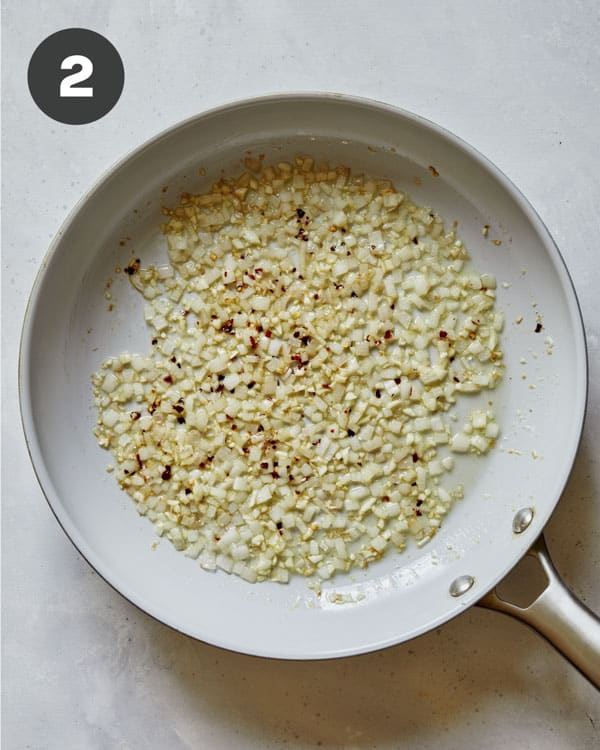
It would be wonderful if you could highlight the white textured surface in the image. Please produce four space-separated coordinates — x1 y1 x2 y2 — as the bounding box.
2 1 599 748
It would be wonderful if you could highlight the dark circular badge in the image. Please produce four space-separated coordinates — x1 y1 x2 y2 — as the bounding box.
28 28 124 125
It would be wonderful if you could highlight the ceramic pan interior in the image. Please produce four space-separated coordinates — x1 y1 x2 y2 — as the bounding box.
20 94 587 658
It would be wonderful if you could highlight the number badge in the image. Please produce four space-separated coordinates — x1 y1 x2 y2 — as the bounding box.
28 28 124 125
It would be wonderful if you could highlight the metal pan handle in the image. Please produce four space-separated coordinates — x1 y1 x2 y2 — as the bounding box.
478 534 600 690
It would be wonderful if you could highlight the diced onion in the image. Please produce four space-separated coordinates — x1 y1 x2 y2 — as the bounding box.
93 157 504 585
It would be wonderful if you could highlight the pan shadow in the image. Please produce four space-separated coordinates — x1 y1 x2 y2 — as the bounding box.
134 437 598 748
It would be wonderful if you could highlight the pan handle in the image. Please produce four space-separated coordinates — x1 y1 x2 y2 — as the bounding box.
478 534 600 689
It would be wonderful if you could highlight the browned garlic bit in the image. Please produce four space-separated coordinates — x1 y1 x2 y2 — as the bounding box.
92 157 503 583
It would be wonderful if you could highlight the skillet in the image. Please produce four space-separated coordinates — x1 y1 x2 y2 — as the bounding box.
19 93 599 685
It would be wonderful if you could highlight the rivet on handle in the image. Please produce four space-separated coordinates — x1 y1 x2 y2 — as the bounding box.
512 507 535 534
449 575 475 597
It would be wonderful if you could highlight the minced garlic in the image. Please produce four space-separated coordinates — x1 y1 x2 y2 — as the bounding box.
92 157 503 583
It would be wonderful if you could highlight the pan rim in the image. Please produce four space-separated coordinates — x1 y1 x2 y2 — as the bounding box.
18 91 589 659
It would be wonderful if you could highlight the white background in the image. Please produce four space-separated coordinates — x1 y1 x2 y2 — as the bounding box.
2 1 599 748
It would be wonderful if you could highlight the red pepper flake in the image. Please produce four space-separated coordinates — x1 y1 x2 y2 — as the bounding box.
301 335 311 346
185 488 192 495
412 453 419 463
271 471 280 479
347 429 356 437
177 416 185 424
130 411 141 420
382 495 390 502
163 375 173 384
416 509 423 516
124 258 141 275
412 237 418 245
384 330 393 340
265 329 272 338
375 389 381 398
313 294 319 300
257 425 264 432
322 383 331 389
136 453 143 470
247 381 256 389
439 330 448 339
428 165 440 177
161 465 172 480
394 378 401 384
172 403 184 413
221 318 235 334
249 335 258 349
260 462 269 469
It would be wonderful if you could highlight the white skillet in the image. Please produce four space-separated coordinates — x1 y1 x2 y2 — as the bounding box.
19 94 600 686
